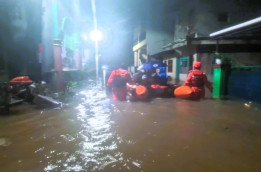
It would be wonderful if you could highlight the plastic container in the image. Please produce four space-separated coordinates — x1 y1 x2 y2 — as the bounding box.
10 76 33 85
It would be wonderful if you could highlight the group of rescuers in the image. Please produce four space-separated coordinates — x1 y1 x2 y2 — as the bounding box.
107 61 213 101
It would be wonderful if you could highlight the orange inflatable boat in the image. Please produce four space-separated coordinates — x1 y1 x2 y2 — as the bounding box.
174 85 192 99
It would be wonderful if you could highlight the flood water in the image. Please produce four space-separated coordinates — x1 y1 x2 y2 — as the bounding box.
0 85 261 172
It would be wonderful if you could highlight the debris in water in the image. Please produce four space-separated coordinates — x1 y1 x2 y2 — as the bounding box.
44 164 58 171
244 101 252 108
50 150 56 154
0 138 11 147
132 161 141 168
35 147 45 153
33 95 62 108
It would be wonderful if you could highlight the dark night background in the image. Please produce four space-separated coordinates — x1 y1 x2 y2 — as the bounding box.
0 0 261 78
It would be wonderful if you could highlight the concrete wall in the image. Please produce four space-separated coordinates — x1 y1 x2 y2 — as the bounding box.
133 1 175 57
196 53 213 82
146 8 175 55
42 0 54 73
147 29 173 55
0 0 42 80
179 74 187 82
233 53 261 66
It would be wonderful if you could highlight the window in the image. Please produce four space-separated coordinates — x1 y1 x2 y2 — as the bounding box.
168 60 173 72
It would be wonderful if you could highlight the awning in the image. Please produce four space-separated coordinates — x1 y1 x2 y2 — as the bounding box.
189 37 261 53
152 40 196 59
150 49 177 59
210 16 261 38
154 16 261 57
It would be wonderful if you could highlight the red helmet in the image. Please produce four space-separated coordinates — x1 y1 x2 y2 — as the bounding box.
193 61 201 68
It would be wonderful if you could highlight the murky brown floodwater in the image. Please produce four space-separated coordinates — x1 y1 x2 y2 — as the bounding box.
0 85 261 172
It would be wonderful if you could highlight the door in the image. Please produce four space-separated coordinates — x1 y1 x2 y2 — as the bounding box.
178 56 190 81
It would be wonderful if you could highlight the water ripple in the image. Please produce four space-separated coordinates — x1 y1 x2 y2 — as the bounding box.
44 85 127 171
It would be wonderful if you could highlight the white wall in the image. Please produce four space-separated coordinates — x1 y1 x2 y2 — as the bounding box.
147 29 173 56
179 74 188 82
164 57 176 81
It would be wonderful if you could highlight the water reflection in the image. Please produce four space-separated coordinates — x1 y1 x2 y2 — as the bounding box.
41 86 118 171
0 85 261 172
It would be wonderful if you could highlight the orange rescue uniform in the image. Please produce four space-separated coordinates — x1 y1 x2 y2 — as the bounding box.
184 69 213 100
107 68 132 101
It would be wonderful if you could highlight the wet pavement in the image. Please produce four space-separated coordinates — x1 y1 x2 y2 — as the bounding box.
0 84 261 172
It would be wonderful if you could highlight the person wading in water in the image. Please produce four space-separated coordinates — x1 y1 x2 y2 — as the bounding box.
107 64 132 101
184 61 213 100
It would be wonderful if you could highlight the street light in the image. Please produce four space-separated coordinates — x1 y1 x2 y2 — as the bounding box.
90 30 102 83
90 30 102 41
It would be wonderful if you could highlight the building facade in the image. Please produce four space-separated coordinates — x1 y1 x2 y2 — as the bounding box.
133 0 261 81
41 0 95 91
132 1 175 69
0 0 42 82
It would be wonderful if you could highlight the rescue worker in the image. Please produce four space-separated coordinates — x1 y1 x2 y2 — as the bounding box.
107 64 132 101
184 61 213 100
151 67 168 85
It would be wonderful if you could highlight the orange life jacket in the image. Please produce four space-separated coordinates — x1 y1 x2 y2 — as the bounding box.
191 70 204 87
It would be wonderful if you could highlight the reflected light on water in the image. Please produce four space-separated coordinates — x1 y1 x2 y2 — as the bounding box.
72 87 120 171
1 84 261 172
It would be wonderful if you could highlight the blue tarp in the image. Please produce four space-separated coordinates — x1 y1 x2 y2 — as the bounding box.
137 61 167 71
